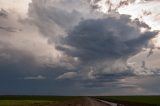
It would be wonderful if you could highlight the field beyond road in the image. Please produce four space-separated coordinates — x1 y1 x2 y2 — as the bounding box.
95 96 160 106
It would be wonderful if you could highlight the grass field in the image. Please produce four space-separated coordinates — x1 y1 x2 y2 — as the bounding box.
96 96 160 105
0 96 81 106
0 100 56 106
1 96 160 106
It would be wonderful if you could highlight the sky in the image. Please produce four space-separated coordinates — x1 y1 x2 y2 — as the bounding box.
0 0 160 95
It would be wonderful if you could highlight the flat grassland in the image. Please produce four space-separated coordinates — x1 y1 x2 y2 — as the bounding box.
96 96 160 105
0 96 81 106
1 96 160 106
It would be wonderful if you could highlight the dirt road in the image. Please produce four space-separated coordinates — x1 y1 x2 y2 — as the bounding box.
28 97 112 106
84 97 111 106
54 97 111 106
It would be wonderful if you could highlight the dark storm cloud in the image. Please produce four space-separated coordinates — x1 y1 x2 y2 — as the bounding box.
58 15 157 63
56 14 158 88
0 3 83 95
0 46 81 95
82 70 135 88
0 47 37 75
96 70 134 82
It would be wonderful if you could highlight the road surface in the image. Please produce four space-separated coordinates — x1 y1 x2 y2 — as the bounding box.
84 97 111 106
55 97 112 106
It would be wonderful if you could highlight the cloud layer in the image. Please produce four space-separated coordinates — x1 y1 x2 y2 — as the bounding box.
0 0 159 95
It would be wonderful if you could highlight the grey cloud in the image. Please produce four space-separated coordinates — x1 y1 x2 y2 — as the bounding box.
142 10 152 16
0 9 20 33
59 15 157 63
28 0 104 44
0 9 8 18
147 48 154 57
0 0 159 95
28 0 91 44
90 0 132 13
89 0 158 14
56 14 158 87
0 26 18 32
0 7 64 66
28 1 66 43
133 18 151 29
81 68 135 88
118 76 160 95
141 61 147 70
29 1 81 29
0 47 38 75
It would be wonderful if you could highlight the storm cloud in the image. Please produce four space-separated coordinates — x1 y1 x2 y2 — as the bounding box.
0 0 160 95
57 15 157 81
60 16 156 61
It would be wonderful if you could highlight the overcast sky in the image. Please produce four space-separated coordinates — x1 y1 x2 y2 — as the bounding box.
0 0 160 95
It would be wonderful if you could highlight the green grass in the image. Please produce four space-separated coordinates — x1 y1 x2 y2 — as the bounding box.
96 96 160 105
0 100 56 106
0 96 78 101
0 96 81 106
